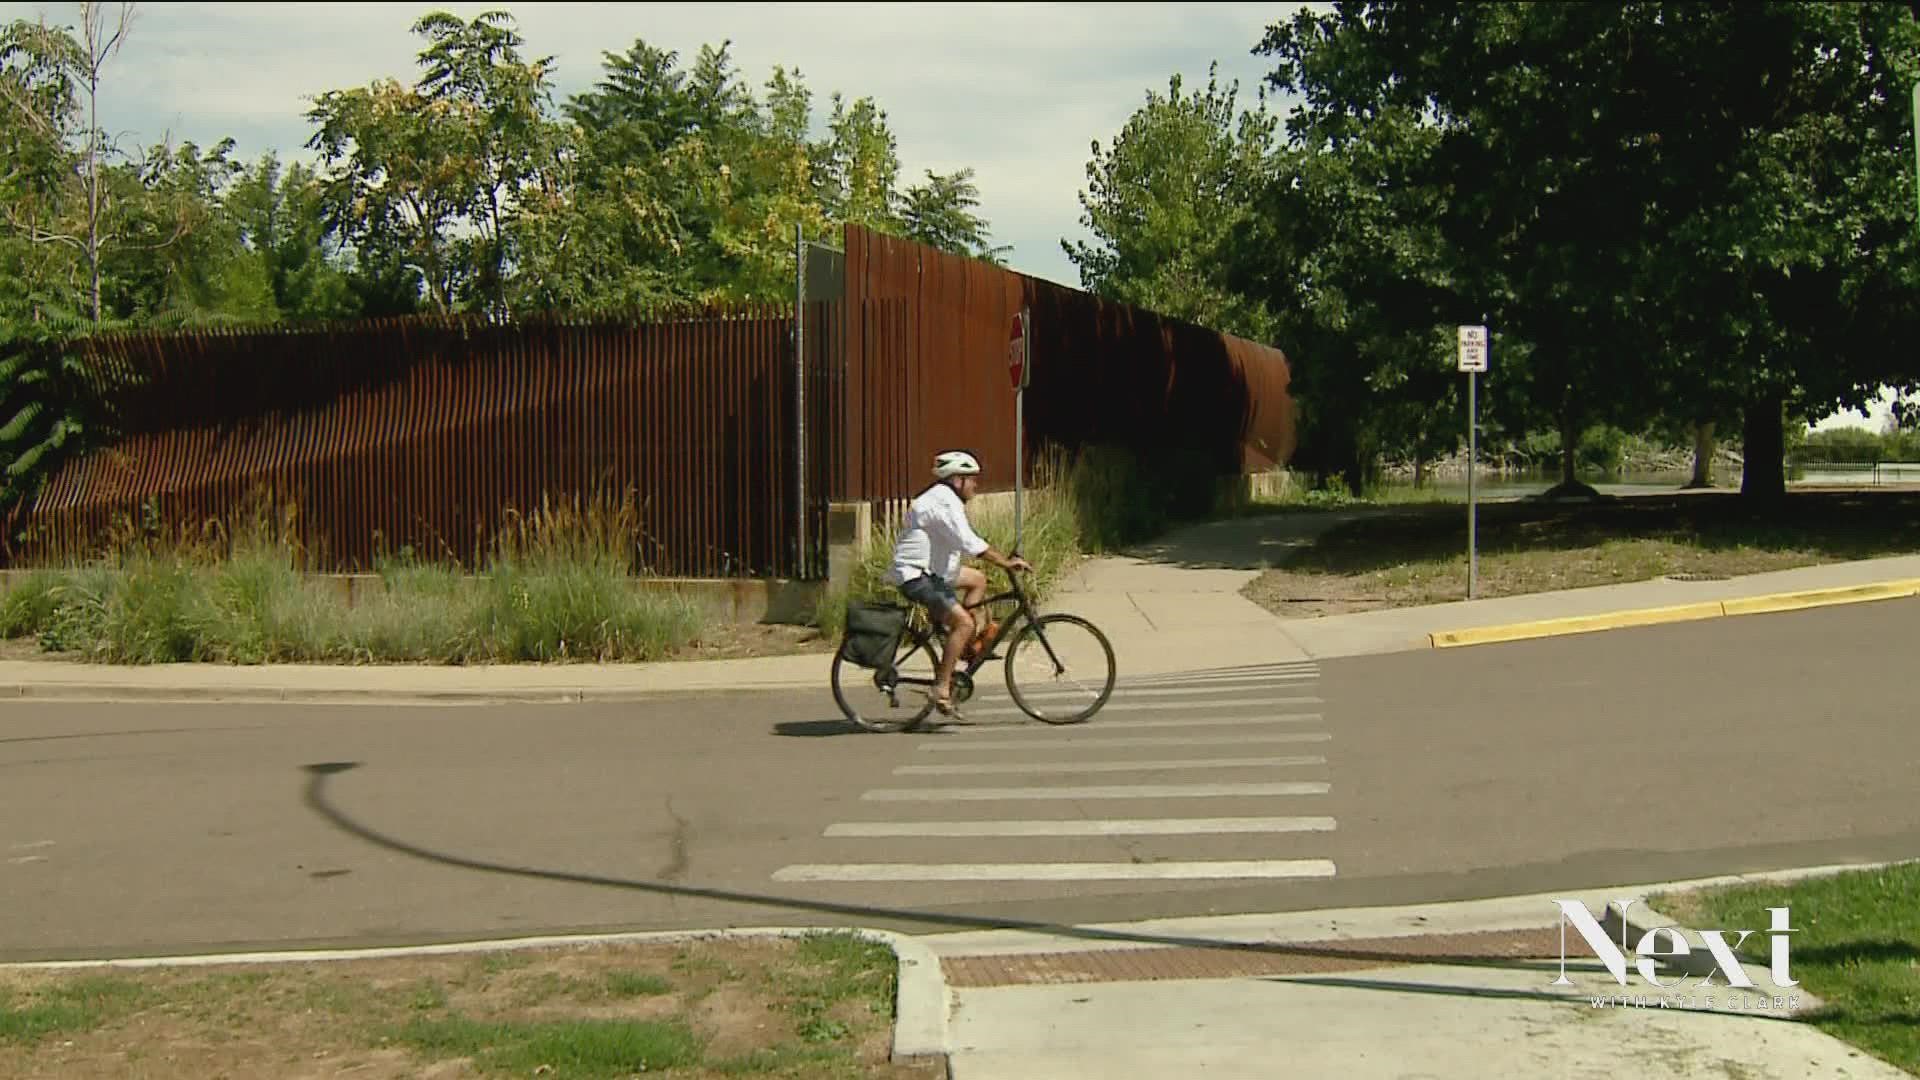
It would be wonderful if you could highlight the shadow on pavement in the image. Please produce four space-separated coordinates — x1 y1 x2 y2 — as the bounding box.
1115 508 1390 572
772 719 866 738
300 761 1597 976
1259 974 1810 1023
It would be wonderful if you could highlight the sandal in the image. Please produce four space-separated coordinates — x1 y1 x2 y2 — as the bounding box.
925 689 966 722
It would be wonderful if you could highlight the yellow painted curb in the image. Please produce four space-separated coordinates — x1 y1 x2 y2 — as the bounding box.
1719 579 1920 616
1429 602 1724 648
1429 578 1920 649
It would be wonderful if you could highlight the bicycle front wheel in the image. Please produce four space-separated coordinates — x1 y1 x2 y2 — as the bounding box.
1002 614 1116 724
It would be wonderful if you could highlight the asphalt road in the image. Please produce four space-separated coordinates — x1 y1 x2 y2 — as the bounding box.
3 599 1917 962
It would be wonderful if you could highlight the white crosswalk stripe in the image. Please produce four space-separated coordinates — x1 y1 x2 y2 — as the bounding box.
1009 684 1319 700
893 755 1326 776
824 817 1336 837
931 713 1321 732
952 697 1317 719
776 662 1342 885
771 860 1336 882
916 732 1332 751
860 782 1329 802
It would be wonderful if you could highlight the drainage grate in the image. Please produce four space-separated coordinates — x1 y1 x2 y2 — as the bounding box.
1665 572 1731 582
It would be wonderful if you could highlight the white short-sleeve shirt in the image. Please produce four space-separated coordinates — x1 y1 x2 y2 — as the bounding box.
886 483 990 586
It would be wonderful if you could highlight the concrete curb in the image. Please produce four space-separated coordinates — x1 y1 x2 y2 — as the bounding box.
0 925 952 1070
1429 578 1920 649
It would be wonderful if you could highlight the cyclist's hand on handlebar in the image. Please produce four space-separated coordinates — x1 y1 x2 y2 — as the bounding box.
1005 555 1033 574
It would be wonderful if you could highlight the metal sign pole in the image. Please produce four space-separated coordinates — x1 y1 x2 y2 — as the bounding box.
1015 307 1027 555
1457 323 1488 599
794 223 807 576
1468 368 1477 600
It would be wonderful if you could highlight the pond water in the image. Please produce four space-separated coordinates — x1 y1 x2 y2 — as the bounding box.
1373 463 1920 500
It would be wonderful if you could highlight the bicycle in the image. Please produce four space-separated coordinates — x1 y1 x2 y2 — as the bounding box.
830 563 1117 733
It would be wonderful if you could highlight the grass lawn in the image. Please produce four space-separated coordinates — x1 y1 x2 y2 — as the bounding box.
1241 490 1920 616
0 933 937 1079
1650 862 1920 1077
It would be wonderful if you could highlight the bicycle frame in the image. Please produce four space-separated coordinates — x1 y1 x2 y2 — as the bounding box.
877 566 1067 702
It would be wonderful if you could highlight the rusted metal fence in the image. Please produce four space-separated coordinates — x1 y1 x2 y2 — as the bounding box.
22 307 825 577
15 224 1294 580
834 224 1295 508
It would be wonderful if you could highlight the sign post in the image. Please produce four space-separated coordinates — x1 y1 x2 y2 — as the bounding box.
794 223 807 575
1457 324 1489 599
1912 83 1919 227
1008 308 1030 554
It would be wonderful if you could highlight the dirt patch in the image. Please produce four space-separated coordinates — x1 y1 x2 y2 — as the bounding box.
1238 572 1403 618
673 621 837 662
0 637 60 661
0 935 941 1079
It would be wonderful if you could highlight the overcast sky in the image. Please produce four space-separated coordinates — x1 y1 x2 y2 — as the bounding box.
0 1 1313 288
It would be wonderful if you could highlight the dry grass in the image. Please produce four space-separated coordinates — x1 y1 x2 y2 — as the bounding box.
0 934 939 1079
1241 491 1920 616
0 489 721 665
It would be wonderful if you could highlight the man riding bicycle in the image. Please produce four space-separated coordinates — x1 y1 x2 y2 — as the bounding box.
885 450 1031 717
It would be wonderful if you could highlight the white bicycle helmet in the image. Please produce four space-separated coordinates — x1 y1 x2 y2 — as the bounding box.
932 450 982 479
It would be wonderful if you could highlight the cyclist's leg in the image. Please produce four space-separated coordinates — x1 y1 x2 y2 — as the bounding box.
953 563 998 659
902 574 970 709
954 564 987 611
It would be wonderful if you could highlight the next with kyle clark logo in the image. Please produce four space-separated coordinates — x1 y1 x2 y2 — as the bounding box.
1551 898 1803 1011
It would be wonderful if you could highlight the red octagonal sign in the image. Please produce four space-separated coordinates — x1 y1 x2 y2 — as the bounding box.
1007 312 1027 390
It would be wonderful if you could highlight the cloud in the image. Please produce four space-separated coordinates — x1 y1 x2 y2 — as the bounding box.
0 1 1313 285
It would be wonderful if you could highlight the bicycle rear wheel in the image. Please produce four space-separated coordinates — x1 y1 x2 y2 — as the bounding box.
831 631 939 733
1002 613 1116 724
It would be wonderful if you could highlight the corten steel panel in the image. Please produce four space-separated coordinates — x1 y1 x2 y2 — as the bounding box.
19 308 818 578
831 223 1295 511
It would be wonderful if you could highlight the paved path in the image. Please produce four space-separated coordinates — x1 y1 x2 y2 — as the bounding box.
6 600 1919 967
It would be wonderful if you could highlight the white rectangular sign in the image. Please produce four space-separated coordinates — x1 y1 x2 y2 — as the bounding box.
1457 325 1488 372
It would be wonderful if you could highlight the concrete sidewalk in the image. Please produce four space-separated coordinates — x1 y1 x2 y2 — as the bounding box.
1044 540 1920 666
3 528 1919 702
918 864 1912 1079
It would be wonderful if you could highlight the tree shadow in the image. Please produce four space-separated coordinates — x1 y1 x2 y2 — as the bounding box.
1116 507 1399 572
295 761 1593 975
1275 491 1920 578
1794 939 1920 967
1252 973 1811 1023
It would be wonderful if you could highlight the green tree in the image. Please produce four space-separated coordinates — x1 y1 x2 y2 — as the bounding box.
223 153 360 322
0 2 145 327
901 167 1008 263
305 9 563 316
1253 1 1920 498
817 93 902 232
1064 66 1278 340
1641 2 1920 497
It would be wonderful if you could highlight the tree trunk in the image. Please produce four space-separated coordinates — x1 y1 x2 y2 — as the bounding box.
1686 421 1716 489
1560 414 1578 488
1740 393 1786 499
1413 455 1427 490
86 51 101 326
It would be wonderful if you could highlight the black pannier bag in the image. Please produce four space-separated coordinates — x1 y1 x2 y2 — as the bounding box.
843 601 909 669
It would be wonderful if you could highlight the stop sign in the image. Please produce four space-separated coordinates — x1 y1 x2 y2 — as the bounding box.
1007 312 1027 390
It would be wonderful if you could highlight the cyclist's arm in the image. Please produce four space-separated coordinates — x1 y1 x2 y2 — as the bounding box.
946 505 1029 573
